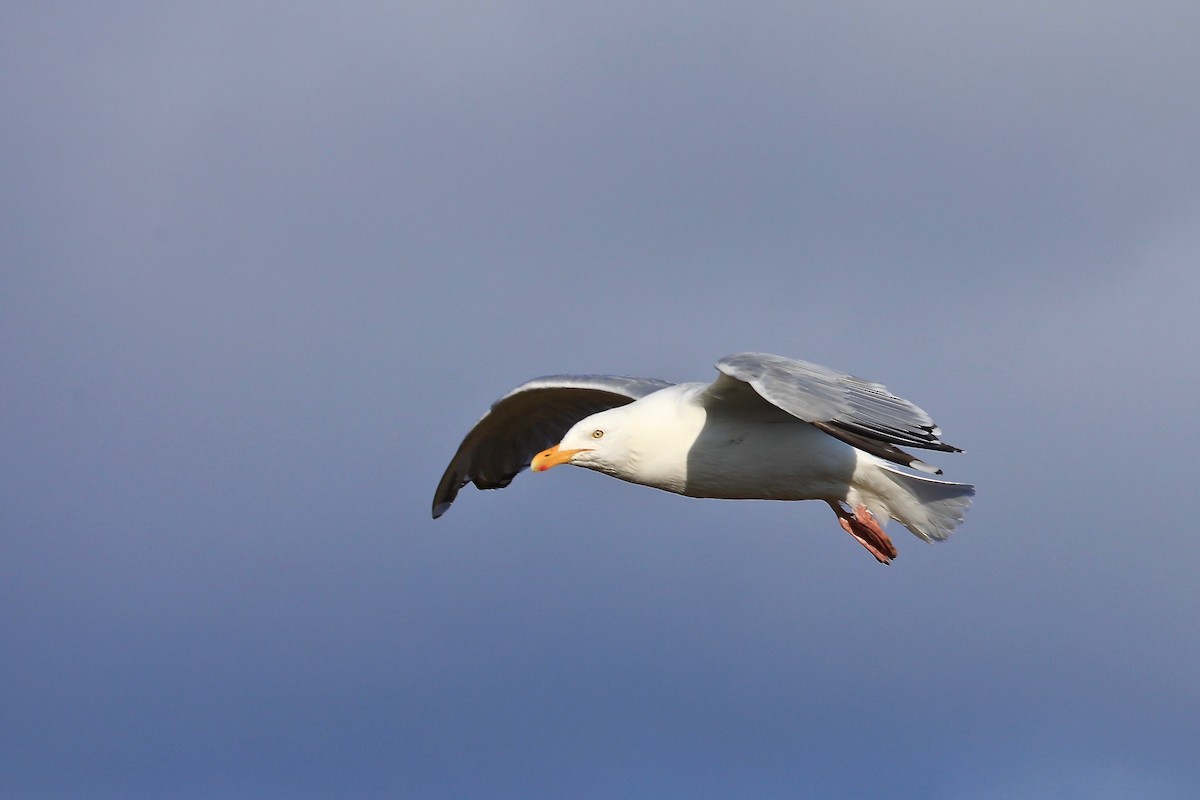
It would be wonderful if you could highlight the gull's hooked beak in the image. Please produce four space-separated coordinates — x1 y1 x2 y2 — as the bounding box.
531 444 591 472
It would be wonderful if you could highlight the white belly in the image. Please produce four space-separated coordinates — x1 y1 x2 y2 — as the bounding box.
678 418 859 502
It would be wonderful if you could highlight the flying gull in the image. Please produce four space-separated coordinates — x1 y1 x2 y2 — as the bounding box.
433 352 974 563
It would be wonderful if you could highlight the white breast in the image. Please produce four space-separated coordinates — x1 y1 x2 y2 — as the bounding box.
606 385 860 502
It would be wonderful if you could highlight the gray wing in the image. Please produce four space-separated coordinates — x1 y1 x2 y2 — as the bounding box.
432 375 673 518
703 352 961 474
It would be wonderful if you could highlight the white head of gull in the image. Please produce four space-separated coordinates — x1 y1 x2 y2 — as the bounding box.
434 352 974 564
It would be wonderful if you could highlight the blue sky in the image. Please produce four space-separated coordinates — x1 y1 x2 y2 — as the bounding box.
3 2 1199 797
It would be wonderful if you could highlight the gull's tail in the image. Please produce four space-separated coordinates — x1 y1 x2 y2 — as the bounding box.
866 461 975 543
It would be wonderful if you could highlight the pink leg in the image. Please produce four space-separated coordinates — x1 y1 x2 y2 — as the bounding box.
828 502 897 565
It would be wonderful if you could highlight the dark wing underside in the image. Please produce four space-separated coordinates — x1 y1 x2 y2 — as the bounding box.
703 353 962 474
432 375 673 517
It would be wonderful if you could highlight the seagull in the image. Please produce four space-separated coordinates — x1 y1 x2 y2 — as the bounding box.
433 353 974 563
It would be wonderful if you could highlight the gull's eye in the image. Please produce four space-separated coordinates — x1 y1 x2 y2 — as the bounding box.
591 429 604 439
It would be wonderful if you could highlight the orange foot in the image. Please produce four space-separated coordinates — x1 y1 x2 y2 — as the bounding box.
828 502 897 565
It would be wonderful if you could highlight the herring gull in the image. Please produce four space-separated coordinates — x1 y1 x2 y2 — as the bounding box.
433 353 974 563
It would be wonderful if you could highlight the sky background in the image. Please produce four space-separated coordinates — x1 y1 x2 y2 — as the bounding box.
3 2 1199 797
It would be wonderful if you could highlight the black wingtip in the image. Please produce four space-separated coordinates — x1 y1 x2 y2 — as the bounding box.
432 501 452 519
910 458 944 475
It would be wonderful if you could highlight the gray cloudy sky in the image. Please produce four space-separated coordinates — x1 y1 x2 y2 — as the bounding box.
3 2 1199 797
